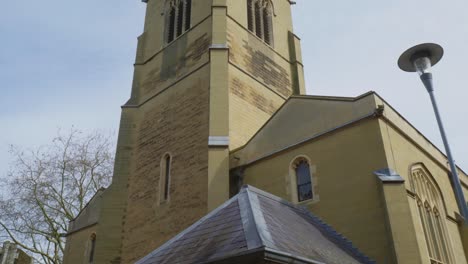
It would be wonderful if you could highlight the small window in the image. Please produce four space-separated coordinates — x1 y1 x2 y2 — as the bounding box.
293 159 313 202
247 0 274 45
165 0 192 44
160 154 172 203
89 234 96 263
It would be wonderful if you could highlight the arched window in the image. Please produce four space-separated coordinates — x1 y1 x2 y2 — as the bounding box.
247 0 274 45
89 233 96 263
165 0 192 44
292 158 313 202
160 154 172 203
411 165 453 264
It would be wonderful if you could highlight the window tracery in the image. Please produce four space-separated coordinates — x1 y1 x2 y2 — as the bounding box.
411 165 453 264
165 0 192 43
247 0 274 45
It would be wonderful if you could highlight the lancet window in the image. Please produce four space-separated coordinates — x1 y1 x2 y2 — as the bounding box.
165 0 192 43
160 154 172 203
292 158 313 202
88 233 96 263
247 0 274 45
411 165 453 264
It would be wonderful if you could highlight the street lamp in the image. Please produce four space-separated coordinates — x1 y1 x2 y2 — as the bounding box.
398 43 468 224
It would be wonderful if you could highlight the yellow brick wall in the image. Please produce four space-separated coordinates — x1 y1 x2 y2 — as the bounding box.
227 0 294 59
226 0 302 149
241 119 395 262
121 66 211 263
139 0 212 63
238 110 468 263
377 117 468 263
228 65 285 149
94 3 215 263
136 19 212 103
227 18 293 99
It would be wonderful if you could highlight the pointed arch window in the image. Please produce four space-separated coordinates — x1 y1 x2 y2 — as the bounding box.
292 158 313 202
247 0 274 46
411 165 453 264
165 0 192 44
160 154 172 203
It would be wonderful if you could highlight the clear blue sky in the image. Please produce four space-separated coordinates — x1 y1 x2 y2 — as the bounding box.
1 0 467 179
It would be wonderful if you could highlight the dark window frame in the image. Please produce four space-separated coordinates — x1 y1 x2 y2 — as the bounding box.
164 155 171 201
165 0 192 44
295 160 313 202
247 0 274 46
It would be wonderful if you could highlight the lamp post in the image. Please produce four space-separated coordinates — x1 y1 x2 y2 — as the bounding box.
398 43 468 224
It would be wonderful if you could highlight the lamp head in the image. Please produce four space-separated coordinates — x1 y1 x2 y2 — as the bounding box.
398 43 444 75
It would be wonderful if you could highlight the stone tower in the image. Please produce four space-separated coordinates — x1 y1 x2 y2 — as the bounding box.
91 0 305 263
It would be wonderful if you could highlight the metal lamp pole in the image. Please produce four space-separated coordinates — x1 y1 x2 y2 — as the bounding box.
398 43 468 224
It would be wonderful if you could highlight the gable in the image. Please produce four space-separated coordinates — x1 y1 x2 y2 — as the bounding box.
232 93 378 165
67 188 105 234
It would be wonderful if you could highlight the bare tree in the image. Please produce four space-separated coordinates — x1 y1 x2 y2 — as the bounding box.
0 129 114 264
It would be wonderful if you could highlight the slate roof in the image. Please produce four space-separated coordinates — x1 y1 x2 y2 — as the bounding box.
136 185 375 264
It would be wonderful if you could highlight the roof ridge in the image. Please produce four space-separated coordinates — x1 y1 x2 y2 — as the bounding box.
238 188 263 250
244 188 275 248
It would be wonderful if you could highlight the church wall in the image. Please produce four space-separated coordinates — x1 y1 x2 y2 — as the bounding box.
226 1 300 149
462 226 468 261
241 118 395 263
377 117 468 263
63 190 103 264
375 96 468 193
64 1 306 263
120 65 211 263
135 18 212 104
378 119 461 219
63 225 97 264
226 0 294 60
93 107 139 264
446 221 467 263
227 18 293 99
228 65 285 150
232 95 377 165
115 5 215 261
138 0 212 64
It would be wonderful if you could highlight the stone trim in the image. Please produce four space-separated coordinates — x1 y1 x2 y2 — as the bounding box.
208 136 229 147
374 168 405 183
287 155 319 205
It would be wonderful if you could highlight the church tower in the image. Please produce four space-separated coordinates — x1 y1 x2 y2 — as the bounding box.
91 0 305 263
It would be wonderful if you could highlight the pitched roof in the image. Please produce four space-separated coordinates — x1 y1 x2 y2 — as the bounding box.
136 185 374 264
